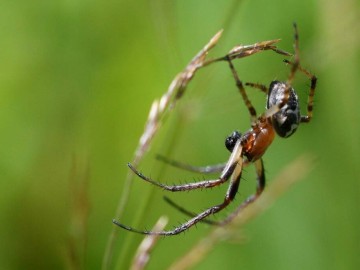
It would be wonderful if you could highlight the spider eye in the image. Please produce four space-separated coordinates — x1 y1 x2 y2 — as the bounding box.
225 131 242 152
267 81 301 138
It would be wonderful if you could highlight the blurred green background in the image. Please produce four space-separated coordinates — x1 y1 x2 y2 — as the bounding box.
1 0 359 269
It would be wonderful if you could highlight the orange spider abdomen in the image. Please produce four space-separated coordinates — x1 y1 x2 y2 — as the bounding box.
242 120 276 162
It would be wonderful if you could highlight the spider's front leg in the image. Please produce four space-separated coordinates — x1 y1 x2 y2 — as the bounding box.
127 158 234 192
127 132 245 192
226 57 258 123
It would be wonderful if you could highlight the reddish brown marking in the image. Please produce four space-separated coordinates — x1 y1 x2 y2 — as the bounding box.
242 118 275 162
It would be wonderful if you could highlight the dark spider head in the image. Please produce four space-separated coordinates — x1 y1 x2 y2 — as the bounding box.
267 80 301 138
225 131 242 152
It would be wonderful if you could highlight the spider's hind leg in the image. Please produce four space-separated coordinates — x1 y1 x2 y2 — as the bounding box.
163 196 220 226
218 158 265 226
284 23 317 123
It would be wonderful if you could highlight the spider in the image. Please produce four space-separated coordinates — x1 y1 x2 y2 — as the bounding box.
113 23 317 235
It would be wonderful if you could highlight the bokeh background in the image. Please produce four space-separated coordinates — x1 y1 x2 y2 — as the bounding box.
1 0 359 269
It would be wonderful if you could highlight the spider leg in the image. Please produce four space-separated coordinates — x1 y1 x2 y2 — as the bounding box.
128 139 245 192
300 75 317 123
261 24 303 120
128 134 249 192
155 157 265 230
269 23 299 116
113 190 236 235
218 158 265 226
128 162 232 191
284 23 317 123
156 154 226 174
113 140 244 235
269 47 293 57
286 23 300 85
254 158 266 195
283 59 317 123
163 196 220 225
160 158 251 224
226 58 258 123
270 23 299 117
157 155 251 224
245 82 268 94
